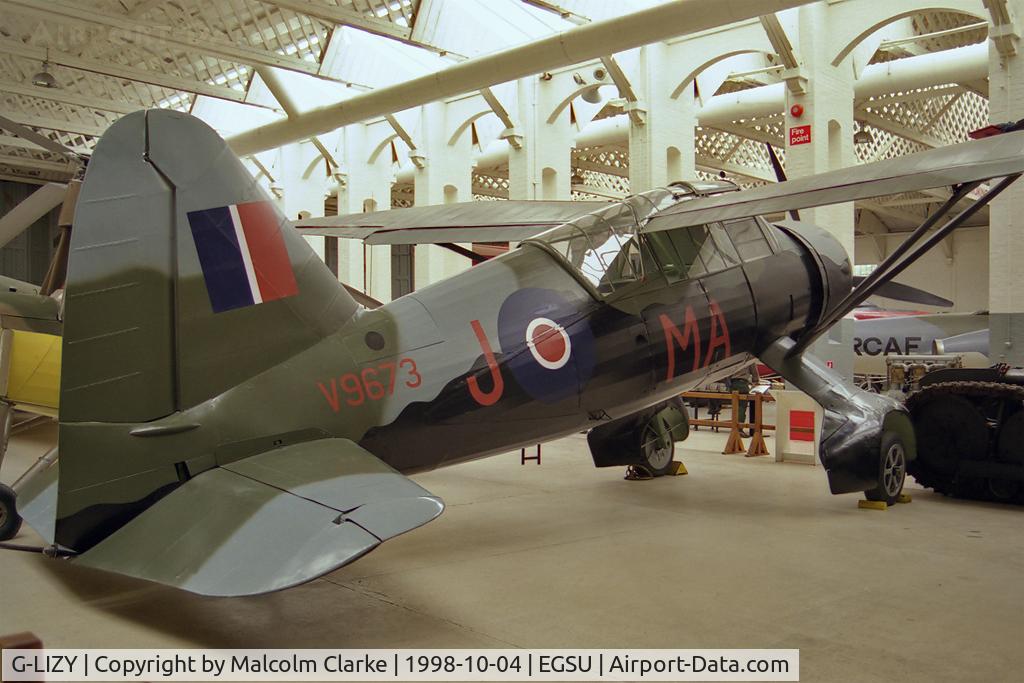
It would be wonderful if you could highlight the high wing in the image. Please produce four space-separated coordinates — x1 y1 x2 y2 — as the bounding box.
643 129 1024 232
74 438 443 596
296 200 609 245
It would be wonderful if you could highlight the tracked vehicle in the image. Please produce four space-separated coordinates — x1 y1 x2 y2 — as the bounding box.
906 365 1024 503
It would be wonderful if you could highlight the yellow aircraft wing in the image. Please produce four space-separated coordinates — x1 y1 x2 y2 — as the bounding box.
2 329 61 415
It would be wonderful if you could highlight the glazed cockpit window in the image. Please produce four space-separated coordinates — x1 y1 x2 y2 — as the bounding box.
690 225 726 272
528 200 643 294
647 228 707 283
725 217 773 260
708 222 742 267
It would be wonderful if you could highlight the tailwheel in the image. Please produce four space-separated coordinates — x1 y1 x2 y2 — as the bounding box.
0 483 22 541
864 433 907 506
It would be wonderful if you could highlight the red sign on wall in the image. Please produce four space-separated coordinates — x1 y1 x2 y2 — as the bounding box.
789 125 812 146
789 410 816 442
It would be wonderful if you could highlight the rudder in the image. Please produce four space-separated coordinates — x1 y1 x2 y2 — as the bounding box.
62 109 358 422
56 110 359 550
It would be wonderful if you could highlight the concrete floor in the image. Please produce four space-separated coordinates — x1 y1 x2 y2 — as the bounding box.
1 420 1022 682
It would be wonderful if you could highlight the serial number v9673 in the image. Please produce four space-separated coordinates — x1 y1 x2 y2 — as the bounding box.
317 358 422 411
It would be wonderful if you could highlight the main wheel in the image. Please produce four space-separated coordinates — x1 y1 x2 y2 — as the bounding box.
638 421 675 477
0 483 22 541
864 433 907 506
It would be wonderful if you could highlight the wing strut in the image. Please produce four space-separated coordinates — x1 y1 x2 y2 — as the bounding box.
788 172 1021 358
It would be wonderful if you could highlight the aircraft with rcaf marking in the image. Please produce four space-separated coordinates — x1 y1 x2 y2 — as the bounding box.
1 110 1022 597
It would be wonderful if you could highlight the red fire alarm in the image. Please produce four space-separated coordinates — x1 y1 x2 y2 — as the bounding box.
790 103 804 118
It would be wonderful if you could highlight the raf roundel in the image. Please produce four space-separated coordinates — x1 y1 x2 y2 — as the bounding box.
526 318 571 370
497 288 596 404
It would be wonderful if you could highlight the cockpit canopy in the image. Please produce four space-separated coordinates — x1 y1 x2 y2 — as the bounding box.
525 182 777 297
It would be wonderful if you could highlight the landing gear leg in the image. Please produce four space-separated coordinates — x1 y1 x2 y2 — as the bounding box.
0 400 11 473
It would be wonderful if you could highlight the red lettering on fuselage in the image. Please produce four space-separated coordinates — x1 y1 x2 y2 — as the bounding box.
318 379 341 412
661 299 733 381
660 308 701 381
316 359 422 413
467 319 504 406
705 299 732 366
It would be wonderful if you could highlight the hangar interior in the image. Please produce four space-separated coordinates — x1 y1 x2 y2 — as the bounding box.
1 0 1019 323
0 1 1022 681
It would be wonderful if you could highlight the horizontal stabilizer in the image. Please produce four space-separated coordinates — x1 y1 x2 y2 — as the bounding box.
221 439 443 543
16 458 58 545
74 439 443 596
645 130 1024 232
296 200 608 245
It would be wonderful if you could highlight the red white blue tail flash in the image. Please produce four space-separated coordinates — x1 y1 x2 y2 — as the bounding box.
187 201 299 313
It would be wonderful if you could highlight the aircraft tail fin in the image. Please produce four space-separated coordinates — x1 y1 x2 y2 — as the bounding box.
61 109 358 424
56 110 358 550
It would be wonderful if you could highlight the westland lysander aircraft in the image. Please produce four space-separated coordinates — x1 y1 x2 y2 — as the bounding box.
1 109 1022 597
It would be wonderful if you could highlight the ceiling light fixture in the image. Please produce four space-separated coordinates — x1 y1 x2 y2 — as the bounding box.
31 49 58 89
581 85 603 104
854 127 874 145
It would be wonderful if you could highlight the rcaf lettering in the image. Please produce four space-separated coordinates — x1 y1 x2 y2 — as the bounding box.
661 299 732 381
853 335 923 356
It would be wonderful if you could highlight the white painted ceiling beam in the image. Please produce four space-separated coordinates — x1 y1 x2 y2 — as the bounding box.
520 1 590 25
228 0 817 155
0 110 108 137
256 0 456 57
984 0 1019 56
2 0 323 78
0 134 88 155
0 153 75 174
0 80 142 115
0 180 65 247
0 38 250 104
256 0 414 40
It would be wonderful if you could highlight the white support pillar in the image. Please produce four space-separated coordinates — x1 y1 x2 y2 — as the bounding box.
412 101 474 289
988 0 1024 364
629 43 697 192
338 123 394 300
279 141 329 260
783 3 856 382
507 75 573 200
